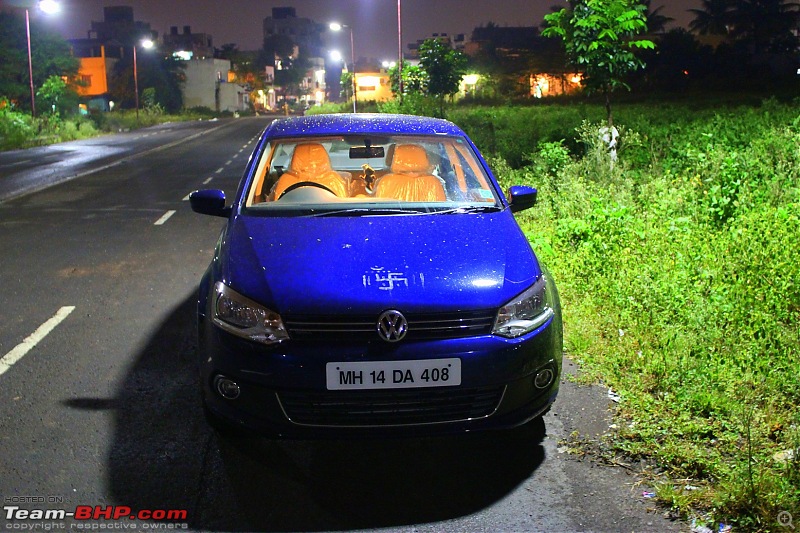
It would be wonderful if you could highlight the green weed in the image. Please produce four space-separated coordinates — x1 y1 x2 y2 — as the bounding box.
453 99 800 530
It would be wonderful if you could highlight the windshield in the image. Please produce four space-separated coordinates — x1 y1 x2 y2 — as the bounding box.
243 134 500 213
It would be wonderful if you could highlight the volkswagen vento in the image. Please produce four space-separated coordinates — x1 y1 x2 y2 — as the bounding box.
190 113 562 437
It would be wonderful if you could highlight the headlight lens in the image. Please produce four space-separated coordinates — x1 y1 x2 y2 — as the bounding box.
212 282 289 345
493 274 555 338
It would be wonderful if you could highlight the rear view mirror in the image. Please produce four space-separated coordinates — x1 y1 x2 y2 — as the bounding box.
190 189 231 218
508 185 538 213
350 146 385 159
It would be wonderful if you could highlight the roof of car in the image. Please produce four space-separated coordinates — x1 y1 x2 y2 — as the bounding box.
262 113 467 138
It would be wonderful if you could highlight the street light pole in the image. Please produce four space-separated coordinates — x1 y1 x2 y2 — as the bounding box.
25 8 35 117
133 38 154 120
397 0 403 102
330 22 357 113
348 26 356 113
25 1 61 117
133 44 140 120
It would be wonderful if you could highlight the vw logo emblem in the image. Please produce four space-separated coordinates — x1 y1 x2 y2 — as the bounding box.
377 310 408 342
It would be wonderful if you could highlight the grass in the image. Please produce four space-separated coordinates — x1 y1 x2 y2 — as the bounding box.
0 103 229 151
449 96 800 531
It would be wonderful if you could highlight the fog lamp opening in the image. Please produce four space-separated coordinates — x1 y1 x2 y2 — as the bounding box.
214 375 241 400
534 368 555 390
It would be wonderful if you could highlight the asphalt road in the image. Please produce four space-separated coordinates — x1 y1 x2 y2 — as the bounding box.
0 117 684 532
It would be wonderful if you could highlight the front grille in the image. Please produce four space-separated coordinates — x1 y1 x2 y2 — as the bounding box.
277 386 504 426
283 309 496 341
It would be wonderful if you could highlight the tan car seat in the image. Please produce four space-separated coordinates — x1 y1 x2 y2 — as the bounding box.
373 144 447 202
272 143 349 199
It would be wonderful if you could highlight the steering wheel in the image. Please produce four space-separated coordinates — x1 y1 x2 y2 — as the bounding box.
278 181 338 200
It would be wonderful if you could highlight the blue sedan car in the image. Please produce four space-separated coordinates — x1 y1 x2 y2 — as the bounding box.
190 114 562 437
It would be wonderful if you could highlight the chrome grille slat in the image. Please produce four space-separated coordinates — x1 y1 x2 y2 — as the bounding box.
278 386 504 426
283 310 497 340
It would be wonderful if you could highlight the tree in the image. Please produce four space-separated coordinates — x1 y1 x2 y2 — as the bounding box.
261 33 309 106
687 0 800 78
638 28 714 91
274 55 308 104
109 51 185 113
543 0 655 127
216 43 239 61
0 12 79 113
339 71 353 101
37 75 79 117
218 45 264 93
417 38 468 117
688 0 735 36
468 22 565 99
643 0 675 33
387 60 428 96
261 34 295 69
728 0 800 53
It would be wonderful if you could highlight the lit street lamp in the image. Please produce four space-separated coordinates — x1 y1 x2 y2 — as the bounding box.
133 38 154 120
25 0 61 117
329 22 356 113
397 0 403 101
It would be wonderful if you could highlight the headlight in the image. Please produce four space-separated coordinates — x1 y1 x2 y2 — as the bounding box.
212 282 289 345
493 274 555 338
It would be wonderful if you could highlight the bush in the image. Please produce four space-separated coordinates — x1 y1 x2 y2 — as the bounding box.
449 104 598 167
0 100 35 150
305 102 351 115
449 98 800 529
378 93 440 118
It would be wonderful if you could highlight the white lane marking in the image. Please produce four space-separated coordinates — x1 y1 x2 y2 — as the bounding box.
0 306 76 378
203 177 213 184
1 159 32 168
182 193 191 201
215 167 224 174
154 210 176 225
225 160 232 166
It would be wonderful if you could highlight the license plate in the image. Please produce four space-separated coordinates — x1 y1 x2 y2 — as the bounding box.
326 358 461 390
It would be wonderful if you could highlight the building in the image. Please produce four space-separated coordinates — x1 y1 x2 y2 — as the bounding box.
467 25 540 59
182 58 249 112
298 57 327 106
67 6 156 110
70 42 123 111
75 50 109 100
163 26 213 60
463 23 581 98
68 5 249 113
407 33 458 59
87 6 156 51
261 7 336 107
529 72 583 98
262 7 324 58
354 70 392 102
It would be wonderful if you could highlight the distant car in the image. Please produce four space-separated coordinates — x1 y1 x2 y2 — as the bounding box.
190 113 562 437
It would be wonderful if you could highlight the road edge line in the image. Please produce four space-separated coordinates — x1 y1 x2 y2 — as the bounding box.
0 306 76 377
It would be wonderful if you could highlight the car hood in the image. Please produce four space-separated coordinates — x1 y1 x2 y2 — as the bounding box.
219 212 541 315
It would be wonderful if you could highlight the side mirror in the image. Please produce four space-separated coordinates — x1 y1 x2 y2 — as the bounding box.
508 185 538 213
190 189 231 218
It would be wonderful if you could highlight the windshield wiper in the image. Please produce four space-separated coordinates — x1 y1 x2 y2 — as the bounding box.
431 205 503 214
307 207 429 217
307 205 502 217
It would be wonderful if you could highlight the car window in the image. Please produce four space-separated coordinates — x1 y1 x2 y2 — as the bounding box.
244 135 500 212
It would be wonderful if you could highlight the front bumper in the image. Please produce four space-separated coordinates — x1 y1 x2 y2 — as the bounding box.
198 313 562 438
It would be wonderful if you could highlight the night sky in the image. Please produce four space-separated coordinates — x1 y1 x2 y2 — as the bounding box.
46 0 700 60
